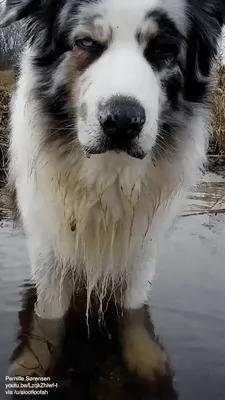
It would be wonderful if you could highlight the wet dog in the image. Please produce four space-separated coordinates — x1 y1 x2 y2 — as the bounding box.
1 0 224 382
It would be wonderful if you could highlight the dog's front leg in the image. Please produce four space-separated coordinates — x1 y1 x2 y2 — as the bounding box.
119 306 166 382
119 258 166 382
10 253 73 377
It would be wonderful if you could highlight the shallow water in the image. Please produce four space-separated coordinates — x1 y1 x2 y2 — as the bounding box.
0 174 225 399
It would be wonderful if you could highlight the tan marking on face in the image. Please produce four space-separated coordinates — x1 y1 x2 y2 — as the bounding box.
67 49 91 107
72 47 91 72
142 26 153 43
92 17 111 44
141 19 158 44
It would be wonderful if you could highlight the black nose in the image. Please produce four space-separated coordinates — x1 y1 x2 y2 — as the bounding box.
98 96 146 141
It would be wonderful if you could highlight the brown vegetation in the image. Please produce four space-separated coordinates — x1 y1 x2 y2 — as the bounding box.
0 74 10 185
210 66 225 156
0 70 12 87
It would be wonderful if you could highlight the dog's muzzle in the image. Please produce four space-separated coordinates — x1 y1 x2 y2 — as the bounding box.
85 95 147 159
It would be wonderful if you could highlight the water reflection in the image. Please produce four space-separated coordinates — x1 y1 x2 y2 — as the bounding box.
10 283 178 400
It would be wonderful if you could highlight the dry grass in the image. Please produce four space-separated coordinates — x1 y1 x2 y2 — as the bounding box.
211 66 225 156
0 70 12 88
0 82 10 184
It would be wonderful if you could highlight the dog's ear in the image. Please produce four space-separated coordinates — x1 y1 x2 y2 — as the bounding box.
183 0 225 102
0 0 42 27
213 0 225 27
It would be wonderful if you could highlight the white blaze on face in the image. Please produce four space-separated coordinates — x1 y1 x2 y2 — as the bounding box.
77 45 159 151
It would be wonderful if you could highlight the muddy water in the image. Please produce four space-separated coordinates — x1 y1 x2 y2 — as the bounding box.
0 174 225 399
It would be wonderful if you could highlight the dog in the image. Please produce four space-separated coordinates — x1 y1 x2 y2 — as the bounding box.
1 0 224 382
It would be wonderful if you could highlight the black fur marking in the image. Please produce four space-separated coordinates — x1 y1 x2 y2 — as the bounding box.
144 9 184 71
183 0 225 103
34 81 75 150
153 0 224 158
85 137 146 160
145 9 182 36
0 0 39 27
25 0 72 67
161 71 183 111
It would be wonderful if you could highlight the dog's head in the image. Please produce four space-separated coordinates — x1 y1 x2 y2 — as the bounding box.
1 0 225 161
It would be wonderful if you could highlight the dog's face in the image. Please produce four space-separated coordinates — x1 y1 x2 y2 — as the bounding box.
72 0 185 159
1 0 225 161
72 1 188 160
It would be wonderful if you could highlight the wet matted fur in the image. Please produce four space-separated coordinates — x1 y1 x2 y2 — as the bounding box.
1 0 225 319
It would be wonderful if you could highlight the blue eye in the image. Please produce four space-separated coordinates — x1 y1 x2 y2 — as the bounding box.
75 37 96 49
75 37 106 56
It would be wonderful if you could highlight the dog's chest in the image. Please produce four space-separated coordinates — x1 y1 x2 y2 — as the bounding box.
55 171 156 269
44 153 174 271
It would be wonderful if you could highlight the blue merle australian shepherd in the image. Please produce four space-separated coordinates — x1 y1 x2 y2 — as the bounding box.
1 0 224 381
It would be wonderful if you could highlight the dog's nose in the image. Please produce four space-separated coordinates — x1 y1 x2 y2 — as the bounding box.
99 96 146 141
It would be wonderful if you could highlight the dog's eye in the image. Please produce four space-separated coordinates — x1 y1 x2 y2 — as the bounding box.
75 37 100 51
153 43 177 59
145 37 179 66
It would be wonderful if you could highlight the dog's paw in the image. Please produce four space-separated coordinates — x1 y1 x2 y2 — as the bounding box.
125 340 166 380
122 328 167 382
